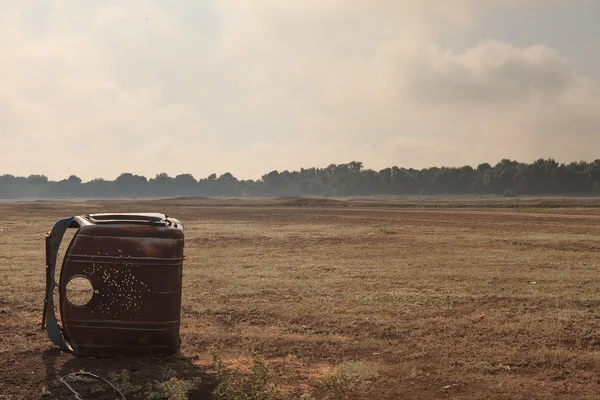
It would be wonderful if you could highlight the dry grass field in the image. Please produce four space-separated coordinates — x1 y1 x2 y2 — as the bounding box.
2 197 600 399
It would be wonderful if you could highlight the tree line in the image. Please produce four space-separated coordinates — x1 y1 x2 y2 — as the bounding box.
2 158 600 199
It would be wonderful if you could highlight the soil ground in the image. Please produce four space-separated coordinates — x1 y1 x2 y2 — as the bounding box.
2 197 600 399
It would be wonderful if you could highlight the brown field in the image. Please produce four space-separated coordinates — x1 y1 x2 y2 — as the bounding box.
2 198 600 399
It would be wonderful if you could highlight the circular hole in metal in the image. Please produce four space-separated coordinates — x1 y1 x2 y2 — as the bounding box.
66 276 94 306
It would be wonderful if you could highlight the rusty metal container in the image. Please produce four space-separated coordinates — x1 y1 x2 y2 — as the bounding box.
42 213 184 357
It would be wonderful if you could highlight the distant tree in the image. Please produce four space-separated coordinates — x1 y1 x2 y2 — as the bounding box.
114 173 148 197
174 174 197 196
262 171 283 195
348 161 363 173
27 174 49 185
379 167 392 184
216 172 240 196
84 178 112 197
67 175 82 185
588 160 600 186
218 172 237 182
152 173 172 184
5 158 600 199
175 174 196 185
149 173 174 196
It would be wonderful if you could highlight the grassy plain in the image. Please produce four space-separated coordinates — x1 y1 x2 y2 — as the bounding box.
1 197 600 399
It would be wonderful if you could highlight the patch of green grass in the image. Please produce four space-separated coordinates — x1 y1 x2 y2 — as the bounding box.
212 351 282 400
107 368 202 400
318 361 379 400
108 369 142 396
147 376 203 400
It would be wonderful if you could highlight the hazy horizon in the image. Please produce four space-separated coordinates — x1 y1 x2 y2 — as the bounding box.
1 157 599 183
1 1 599 181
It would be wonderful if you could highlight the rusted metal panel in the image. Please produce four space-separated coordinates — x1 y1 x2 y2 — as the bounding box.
43 213 184 357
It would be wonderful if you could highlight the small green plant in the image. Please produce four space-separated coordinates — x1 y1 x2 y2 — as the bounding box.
146 376 201 400
147 376 202 400
158 366 179 381
108 369 142 396
318 361 379 400
212 351 282 400
319 372 352 400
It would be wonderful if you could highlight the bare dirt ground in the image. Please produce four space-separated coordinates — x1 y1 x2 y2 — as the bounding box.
2 197 600 399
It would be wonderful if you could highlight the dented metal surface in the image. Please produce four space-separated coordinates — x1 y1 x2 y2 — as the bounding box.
42 213 184 357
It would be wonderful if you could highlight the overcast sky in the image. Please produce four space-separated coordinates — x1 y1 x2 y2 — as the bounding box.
1 1 599 181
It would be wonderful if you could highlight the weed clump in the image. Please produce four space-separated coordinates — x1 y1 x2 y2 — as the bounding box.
212 352 282 400
108 369 142 396
108 368 202 400
147 376 203 400
318 361 379 400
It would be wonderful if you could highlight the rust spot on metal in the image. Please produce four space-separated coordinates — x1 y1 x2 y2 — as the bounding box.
43 213 184 357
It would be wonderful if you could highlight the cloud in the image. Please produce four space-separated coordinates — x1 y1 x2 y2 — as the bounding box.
0 2 218 179
0 1 598 180
409 41 576 104
212 1 600 170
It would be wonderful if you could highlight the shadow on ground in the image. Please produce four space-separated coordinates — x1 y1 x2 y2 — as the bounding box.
42 348 217 399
